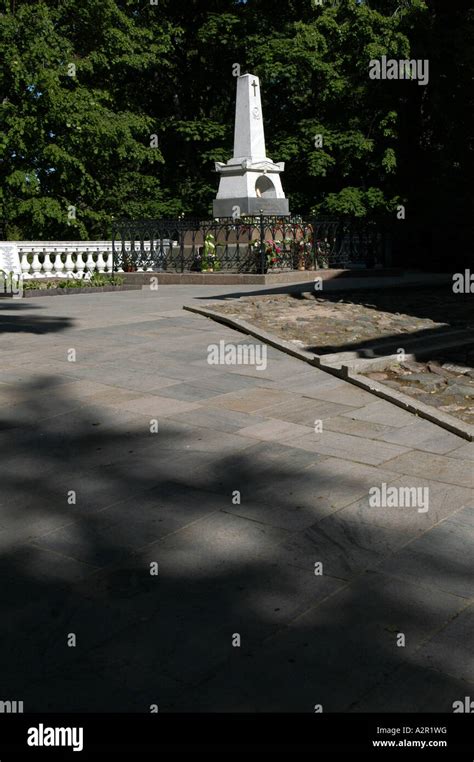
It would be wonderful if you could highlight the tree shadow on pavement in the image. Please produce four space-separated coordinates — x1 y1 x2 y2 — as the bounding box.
0 378 471 712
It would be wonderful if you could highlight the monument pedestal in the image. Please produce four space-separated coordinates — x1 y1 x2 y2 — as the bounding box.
213 197 289 217
213 73 290 218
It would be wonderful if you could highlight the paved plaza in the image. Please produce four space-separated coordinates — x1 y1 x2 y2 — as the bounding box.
0 286 472 712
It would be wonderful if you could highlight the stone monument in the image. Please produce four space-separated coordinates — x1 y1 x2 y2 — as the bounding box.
213 73 290 218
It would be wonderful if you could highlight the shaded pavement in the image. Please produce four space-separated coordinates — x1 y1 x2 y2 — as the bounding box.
0 285 472 712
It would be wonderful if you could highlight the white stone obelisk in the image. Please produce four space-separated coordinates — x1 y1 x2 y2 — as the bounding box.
233 74 266 161
213 73 289 217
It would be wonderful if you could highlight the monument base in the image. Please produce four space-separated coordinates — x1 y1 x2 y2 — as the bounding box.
212 197 290 218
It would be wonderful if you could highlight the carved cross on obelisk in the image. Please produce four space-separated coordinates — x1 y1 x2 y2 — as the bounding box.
233 74 266 160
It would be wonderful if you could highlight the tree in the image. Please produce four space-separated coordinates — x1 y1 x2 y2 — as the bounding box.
1 0 471 271
1 0 171 238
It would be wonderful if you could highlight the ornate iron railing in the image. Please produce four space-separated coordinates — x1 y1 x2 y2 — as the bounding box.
112 216 387 274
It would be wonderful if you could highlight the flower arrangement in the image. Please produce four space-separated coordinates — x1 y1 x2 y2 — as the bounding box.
290 232 314 270
252 239 282 268
200 233 221 272
265 239 284 268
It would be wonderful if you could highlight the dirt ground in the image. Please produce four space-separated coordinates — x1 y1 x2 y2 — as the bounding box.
207 286 474 424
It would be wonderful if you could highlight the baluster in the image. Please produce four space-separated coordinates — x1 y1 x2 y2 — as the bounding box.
96 251 106 273
20 251 32 279
42 253 54 278
51 251 62 277
64 249 75 277
31 250 43 278
75 252 85 277
56 249 67 278
103 248 112 273
80 249 88 279
84 250 96 274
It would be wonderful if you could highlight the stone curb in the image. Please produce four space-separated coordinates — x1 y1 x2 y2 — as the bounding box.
184 304 322 368
344 370 474 441
116 269 452 290
320 328 473 372
183 304 474 442
120 268 403 286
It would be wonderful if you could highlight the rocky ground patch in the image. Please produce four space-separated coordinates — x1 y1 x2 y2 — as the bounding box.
207 287 473 423
366 355 474 424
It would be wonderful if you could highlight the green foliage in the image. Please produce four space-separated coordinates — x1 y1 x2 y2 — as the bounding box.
1 0 469 271
1 0 168 238
23 273 124 289
22 280 45 290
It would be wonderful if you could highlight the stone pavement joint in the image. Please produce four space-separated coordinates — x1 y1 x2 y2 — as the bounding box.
0 286 471 712
185 303 474 441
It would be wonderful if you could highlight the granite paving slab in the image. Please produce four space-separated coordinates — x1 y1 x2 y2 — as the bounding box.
0 285 470 713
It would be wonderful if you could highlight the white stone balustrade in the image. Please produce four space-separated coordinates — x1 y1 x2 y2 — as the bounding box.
2 241 163 279
13 242 124 279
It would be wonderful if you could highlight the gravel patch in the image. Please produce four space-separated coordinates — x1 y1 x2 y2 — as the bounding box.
207 287 473 423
